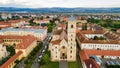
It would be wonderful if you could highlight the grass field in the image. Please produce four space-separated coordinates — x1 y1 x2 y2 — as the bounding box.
68 62 79 68
40 62 59 68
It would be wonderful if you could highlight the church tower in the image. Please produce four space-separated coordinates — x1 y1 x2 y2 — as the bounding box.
67 16 76 61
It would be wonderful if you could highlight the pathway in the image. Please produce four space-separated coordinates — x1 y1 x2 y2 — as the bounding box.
59 60 68 68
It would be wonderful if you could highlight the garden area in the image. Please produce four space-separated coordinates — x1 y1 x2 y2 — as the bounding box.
40 62 59 68
87 18 120 31
68 62 79 68
39 50 59 68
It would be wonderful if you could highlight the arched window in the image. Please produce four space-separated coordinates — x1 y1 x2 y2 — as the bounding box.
71 46 72 49
62 46 65 49
71 25 73 28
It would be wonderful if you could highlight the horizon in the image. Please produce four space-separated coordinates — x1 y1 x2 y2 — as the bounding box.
0 7 120 9
0 0 120 8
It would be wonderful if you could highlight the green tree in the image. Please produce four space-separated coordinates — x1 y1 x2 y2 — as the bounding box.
6 46 15 56
40 53 50 65
93 36 99 40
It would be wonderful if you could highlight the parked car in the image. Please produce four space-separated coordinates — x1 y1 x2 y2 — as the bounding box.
42 49 45 53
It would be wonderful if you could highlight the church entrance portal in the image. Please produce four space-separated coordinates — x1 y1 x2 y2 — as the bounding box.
60 46 67 60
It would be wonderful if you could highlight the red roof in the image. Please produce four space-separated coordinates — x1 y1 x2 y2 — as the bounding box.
81 30 106 34
85 59 100 68
85 50 120 56
80 50 99 68
79 50 120 68
0 35 37 49
0 51 23 68
51 40 61 45
0 22 11 29
77 29 119 44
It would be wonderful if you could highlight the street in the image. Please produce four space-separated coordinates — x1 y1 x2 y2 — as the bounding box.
31 33 52 68
15 33 52 68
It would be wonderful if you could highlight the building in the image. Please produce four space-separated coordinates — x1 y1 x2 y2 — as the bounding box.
76 24 120 68
76 27 120 50
49 16 76 61
80 50 120 68
0 22 11 30
0 40 8 60
0 35 37 68
0 27 47 41
117 28 120 33
33 19 49 24
1 13 12 19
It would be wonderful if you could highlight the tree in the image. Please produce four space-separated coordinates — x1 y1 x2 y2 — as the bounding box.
93 36 99 40
15 60 20 64
46 16 50 19
40 53 50 65
82 23 87 30
6 46 15 56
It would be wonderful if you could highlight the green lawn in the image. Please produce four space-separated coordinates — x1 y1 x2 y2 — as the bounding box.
40 62 59 68
68 62 79 68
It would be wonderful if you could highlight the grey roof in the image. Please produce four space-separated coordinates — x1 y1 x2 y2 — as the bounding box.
0 27 46 34
68 16 76 21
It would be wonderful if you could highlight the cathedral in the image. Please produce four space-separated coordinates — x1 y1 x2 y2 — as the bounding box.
49 16 76 61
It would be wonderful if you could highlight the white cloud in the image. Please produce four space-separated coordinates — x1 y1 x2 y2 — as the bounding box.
0 0 12 4
0 0 120 8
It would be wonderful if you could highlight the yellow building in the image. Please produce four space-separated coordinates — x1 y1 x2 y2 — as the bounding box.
0 35 37 68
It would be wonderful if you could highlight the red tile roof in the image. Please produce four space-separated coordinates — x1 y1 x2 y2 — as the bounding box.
77 29 119 44
0 22 11 29
80 50 99 68
80 50 89 64
0 35 37 49
85 59 100 68
80 50 120 68
85 50 120 56
50 40 61 45
0 51 23 68
81 30 106 34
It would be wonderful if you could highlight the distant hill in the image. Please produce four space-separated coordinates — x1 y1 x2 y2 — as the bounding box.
0 7 120 13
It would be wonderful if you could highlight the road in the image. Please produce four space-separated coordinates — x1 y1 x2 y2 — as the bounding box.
31 33 52 68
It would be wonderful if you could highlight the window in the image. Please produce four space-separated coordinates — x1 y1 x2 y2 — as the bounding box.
62 46 65 49
56 56 57 58
71 46 72 49
71 25 73 28
71 39 72 41
70 50 72 53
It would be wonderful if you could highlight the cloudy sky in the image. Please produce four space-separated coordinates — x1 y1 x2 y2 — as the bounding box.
0 0 120 8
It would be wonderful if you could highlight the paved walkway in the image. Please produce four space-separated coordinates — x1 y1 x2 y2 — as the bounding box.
59 60 68 68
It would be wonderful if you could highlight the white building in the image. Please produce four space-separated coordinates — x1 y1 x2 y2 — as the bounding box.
0 41 8 60
1 13 12 19
49 17 76 61
0 27 47 41
77 29 120 50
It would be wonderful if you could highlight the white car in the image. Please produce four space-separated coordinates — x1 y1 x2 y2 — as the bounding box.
42 49 45 53
39 55 42 58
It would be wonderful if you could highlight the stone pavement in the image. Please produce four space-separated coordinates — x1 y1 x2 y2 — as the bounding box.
59 60 68 68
